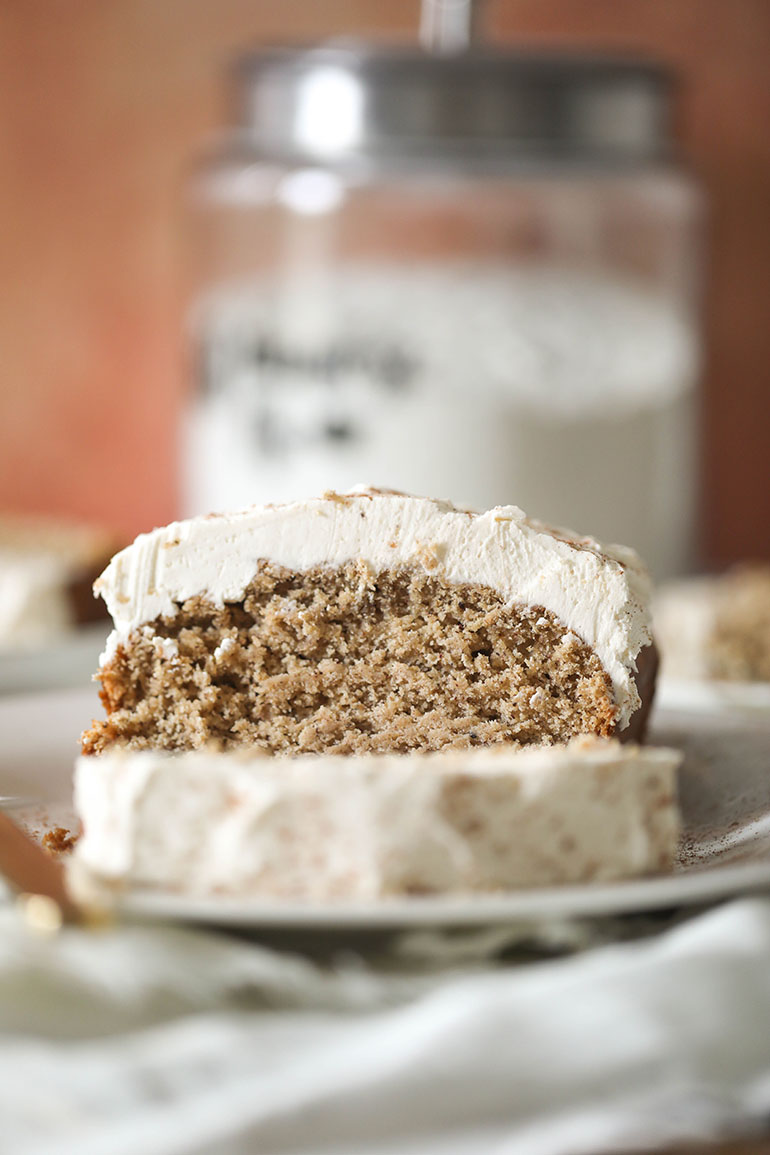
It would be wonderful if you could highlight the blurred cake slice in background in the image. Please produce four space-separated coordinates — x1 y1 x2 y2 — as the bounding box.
0 516 115 650
655 567 770 682
82 488 658 756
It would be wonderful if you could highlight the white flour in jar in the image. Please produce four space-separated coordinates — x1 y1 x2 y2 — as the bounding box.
183 263 698 578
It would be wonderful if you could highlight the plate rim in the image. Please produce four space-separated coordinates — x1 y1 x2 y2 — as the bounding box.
110 859 770 929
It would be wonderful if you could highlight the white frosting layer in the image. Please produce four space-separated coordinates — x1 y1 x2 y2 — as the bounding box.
72 738 680 899
95 489 652 729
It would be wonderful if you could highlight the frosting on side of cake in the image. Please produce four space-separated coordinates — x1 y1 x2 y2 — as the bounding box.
95 489 652 729
71 737 680 899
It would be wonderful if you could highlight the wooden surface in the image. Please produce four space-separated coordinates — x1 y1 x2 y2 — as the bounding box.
0 0 768 563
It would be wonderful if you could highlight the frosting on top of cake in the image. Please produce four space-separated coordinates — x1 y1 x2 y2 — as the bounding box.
95 488 652 729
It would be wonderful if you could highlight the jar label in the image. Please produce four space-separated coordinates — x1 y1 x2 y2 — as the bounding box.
184 263 697 577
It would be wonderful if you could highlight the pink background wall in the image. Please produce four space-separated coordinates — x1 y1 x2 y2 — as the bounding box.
0 1 768 566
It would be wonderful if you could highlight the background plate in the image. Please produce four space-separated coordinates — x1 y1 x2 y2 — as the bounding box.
0 626 108 697
1 685 769 929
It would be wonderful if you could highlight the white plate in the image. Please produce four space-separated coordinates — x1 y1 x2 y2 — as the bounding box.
0 626 107 696
1 687 770 929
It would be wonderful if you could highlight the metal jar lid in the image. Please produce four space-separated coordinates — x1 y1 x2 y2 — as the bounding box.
229 43 673 170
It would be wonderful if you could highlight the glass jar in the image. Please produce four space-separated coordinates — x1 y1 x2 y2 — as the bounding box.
184 46 702 578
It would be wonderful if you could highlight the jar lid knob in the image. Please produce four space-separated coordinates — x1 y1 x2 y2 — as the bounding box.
419 0 483 55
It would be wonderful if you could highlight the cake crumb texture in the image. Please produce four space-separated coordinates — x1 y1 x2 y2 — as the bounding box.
82 561 617 756
42 826 78 855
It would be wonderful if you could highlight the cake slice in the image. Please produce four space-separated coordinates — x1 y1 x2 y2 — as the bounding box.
0 515 114 649
81 489 657 756
72 737 680 898
655 566 770 682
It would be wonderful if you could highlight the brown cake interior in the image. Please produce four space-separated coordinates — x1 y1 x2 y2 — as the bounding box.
82 561 622 756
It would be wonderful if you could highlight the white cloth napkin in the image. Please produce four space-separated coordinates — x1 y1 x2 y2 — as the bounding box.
2 897 770 1155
